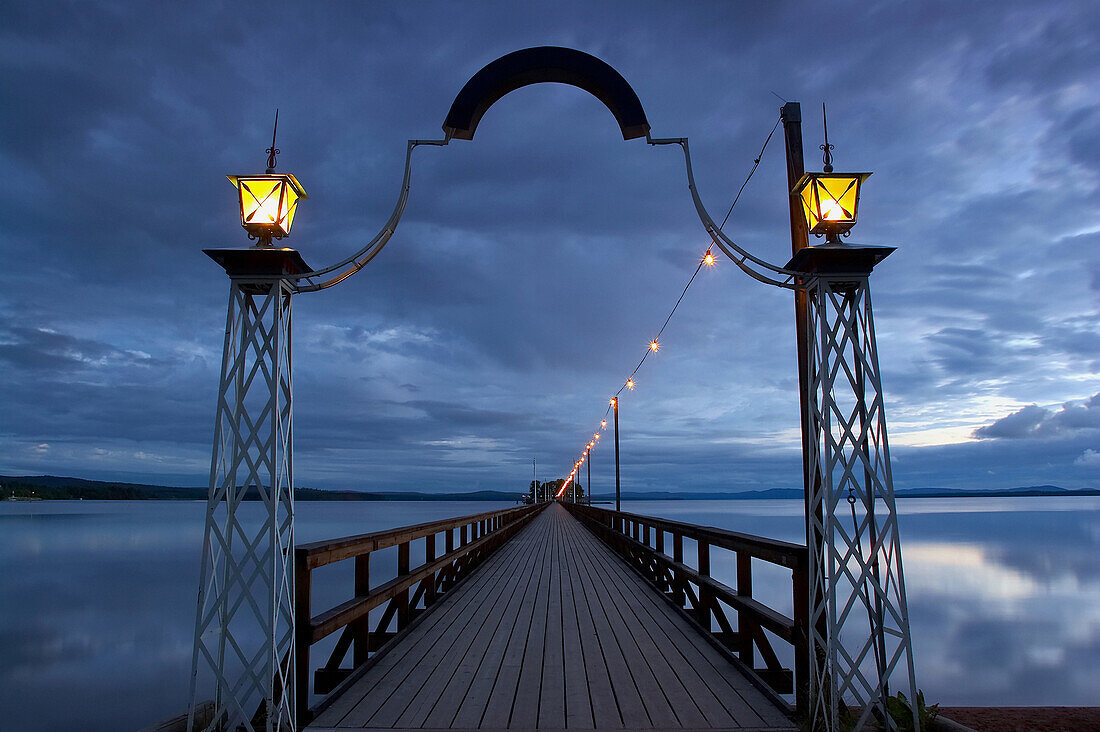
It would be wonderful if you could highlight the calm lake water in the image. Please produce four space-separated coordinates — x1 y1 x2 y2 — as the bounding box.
0 497 1097 730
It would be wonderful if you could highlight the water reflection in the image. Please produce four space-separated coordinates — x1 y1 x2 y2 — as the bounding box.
623 497 1100 707
0 501 511 731
0 497 1096 730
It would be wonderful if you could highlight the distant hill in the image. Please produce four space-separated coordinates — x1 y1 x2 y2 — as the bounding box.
0 475 527 502
2 475 1096 502
896 484 1099 498
589 485 1099 500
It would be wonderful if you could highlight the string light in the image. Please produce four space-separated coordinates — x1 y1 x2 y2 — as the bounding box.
554 117 782 491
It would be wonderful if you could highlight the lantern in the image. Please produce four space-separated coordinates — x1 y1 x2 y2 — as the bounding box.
791 171 870 242
228 172 308 243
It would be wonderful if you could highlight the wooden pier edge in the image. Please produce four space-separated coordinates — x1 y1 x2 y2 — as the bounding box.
297 503 548 727
563 502 809 717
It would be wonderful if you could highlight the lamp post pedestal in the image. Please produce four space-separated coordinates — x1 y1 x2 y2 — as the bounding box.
188 248 309 732
786 244 919 732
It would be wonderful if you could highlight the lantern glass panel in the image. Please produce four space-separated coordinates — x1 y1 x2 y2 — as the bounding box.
793 172 869 238
229 173 307 239
240 178 283 228
281 185 300 234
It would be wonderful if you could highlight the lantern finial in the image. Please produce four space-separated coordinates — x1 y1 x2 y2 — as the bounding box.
266 109 280 173
820 102 834 173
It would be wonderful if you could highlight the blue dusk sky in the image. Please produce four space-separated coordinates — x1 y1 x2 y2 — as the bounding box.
1 1 1098 494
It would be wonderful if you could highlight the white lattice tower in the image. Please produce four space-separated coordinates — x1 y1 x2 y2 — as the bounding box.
802 261 919 731
188 272 296 732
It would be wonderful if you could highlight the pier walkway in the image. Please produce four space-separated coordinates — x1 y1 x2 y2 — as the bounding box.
305 503 795 731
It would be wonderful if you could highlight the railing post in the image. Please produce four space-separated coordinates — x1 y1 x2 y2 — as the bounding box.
397 542 410 628
737 551 755 667
673 533 685 605
352 553 370 666
446 527 455 554
425 534 437 607
294 553 311 728
697 541 711 629
793 561 810 717
655 529 667 592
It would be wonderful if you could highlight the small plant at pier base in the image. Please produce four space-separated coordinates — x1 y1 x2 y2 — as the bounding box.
886 690 939 731
794 688 939 731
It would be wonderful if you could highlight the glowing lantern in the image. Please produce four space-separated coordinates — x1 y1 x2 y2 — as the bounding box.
703 250 715 267
626 378 635 390
792 172 869 242
649 339 660 352
229 173 307 243
228 110 307 245
792 104 870 244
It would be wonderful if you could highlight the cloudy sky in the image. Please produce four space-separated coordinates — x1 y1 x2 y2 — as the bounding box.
1 1 1097 494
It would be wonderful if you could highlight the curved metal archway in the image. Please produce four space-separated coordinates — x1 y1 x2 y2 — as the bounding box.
442 46 650 140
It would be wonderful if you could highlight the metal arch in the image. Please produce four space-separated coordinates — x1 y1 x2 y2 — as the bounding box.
647 135 803 290
284 46 809 296
292 138 448 293
290 132 808 295
442 46 651 141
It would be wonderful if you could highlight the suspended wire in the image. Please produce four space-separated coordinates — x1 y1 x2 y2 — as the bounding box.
613 114 781 399
720 116 781 230
558 115 782 492
615 257 705 398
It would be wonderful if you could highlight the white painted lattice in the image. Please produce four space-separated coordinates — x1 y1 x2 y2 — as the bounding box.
188 278 296 732
804 275 919 731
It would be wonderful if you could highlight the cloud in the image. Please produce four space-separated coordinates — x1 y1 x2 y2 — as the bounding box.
973 404 1050 439
1 1 1098 492
0 325 160 373
1075 449 1100 467
973 393 1100 439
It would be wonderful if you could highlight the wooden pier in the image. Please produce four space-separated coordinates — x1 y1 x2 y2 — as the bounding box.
296 503 806 731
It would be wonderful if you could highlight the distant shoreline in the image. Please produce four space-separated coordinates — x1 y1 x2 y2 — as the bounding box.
2 475 1097 502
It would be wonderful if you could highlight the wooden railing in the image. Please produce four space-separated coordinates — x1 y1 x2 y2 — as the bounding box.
293 503 545 726
563 502 809 713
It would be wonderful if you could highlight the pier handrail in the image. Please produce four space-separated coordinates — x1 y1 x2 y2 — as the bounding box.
294 503 545 726
563 502 809 713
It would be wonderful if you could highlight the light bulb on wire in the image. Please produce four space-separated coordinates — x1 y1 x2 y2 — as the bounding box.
626 378 635 390
649 339 660 352
703 249 715 267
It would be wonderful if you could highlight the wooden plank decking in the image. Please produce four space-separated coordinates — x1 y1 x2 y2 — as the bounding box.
307 503 796 731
